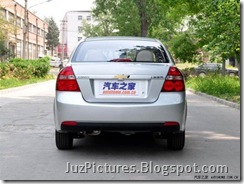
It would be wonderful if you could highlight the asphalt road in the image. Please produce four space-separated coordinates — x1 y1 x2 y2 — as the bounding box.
0 80 240 181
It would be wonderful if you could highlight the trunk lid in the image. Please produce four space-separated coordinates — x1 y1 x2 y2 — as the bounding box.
72 62 171 103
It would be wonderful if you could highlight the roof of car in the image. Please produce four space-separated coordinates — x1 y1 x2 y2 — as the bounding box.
85 36 159 42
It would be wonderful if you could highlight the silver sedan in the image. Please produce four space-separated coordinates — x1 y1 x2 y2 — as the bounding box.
54 37 187 150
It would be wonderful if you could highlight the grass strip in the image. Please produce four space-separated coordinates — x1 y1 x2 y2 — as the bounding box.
186 74 240 104
0 75 54 90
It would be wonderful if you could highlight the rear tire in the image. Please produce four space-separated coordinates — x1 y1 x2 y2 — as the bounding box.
167 131 185 150
55 131 73 150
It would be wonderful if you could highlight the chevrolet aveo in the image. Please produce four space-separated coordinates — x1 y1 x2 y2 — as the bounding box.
54 37 187 150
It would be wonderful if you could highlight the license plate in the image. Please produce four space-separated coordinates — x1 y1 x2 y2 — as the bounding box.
94 80 147 98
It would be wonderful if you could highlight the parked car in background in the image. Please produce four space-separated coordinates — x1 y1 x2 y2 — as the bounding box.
195 63 238 76
54 36 187 150
58 58 69 71
50 57 62 68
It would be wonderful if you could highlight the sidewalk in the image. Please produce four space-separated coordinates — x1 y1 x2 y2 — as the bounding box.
0 80 55 95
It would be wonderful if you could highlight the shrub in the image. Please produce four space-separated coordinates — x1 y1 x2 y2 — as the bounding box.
31 59 50 78
0 62 15 79
0 62 9 78
11 59 34 79
0 57 50 79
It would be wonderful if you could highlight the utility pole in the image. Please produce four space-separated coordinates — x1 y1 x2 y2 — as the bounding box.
36 18 39 58
22 0 52 59
22 0 28 59
60 20 67 62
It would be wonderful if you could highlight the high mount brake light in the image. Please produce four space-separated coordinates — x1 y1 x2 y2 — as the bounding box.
162 66 185 92
110 58 133 62
56 66 80 91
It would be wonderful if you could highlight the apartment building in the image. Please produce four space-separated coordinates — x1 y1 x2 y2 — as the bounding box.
59 11 93 57
0 0 48 59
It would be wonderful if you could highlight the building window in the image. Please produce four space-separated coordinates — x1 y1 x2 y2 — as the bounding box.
78 26 82 32
41 29 45 37
28 23 33 32
37 28 41 35
0 9 7 19
33 25 37 33
78 15 83 20
86 16 91 21
8 12 14 21
17 17 22 27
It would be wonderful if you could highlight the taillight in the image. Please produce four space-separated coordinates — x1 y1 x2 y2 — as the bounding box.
162 66 185 92
56 66 80 91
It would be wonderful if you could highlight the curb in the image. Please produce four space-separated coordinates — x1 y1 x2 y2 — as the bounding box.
187 88 240 110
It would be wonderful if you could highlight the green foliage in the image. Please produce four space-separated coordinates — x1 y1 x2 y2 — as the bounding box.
186 74 240 103
88 0 240 67
180 67 196 80
192 0 240 62
89 0 198 63
30 57 50 78
10 59 33 79
113 0 141 36
80 14 116 37
0 62 11 78
0 75 54 90
92 0 169 37
169 33 198 62
1 58 50 80
0 8 19 41
0 40 10 61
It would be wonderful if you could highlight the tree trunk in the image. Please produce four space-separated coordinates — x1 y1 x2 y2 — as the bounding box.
222 59 226 76
141 11 148 37
51 46 54 56
235 50 240 78
136 0 149 37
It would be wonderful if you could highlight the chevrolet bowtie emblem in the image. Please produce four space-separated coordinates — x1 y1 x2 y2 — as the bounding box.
114 74 130 81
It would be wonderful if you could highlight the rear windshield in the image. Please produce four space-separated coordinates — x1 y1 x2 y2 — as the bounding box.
71 40 171 63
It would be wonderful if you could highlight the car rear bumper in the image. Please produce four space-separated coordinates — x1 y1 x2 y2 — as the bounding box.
54 92 187 132
61 122 180 132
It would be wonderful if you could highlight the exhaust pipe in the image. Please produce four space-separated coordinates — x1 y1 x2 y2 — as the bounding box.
86 130 101 136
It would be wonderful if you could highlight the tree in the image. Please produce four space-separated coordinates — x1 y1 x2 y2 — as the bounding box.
151 0 240 68
0 0 20 61
169 33 198 62
93 0 201 61
0 40 10 61
148 0 201 62
191 0 240 75
90 0 240 68
0 0 20 39
45 17 59 56
80 13 116 37
93 0 168 37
